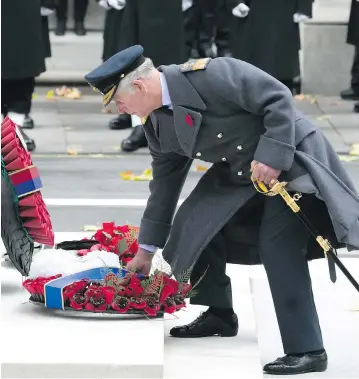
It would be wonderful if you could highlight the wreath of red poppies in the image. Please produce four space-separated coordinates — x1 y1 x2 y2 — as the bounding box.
1 117 54 246
23 270 192 316
22 222 197 316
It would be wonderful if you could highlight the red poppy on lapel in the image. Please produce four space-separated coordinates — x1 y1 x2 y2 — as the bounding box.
185 114 193 126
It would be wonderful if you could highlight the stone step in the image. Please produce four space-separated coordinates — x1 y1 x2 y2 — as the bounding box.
301 0 354 95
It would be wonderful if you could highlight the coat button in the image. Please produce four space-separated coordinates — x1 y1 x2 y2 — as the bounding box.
221 157 227 161
217 133 223 139
196 152 201 157
237 145 243 151
238 171 243 176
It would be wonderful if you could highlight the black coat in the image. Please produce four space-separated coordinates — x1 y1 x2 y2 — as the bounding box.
118 0 187 66
229 0 313 81
347 0 359 47
1 0 46 80
42 16 52 58
102 9 125 62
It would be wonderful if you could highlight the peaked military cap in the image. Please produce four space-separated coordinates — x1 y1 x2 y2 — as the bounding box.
84 45 146 106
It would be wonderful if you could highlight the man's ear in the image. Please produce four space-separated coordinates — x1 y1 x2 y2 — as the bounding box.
132 79 147 94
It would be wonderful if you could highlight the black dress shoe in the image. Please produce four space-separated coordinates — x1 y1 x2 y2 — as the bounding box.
170 311 239 338
354 102 359 113
74 21 86 36
121 125 148 152
18 127 36 152
340 87 359 100
263 351 328 375
109 114 132 130
22 115 34 129
55 20 66 36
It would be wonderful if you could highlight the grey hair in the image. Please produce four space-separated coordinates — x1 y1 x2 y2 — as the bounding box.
117 58 156 93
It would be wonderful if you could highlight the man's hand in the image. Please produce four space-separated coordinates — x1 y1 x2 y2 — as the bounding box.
126 248 154 276
251 160 281 185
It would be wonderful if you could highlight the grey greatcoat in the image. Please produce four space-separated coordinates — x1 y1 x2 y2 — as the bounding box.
229 0 313 81
138 57 359 276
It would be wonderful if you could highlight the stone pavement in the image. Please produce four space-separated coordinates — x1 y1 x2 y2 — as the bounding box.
1 89 359 378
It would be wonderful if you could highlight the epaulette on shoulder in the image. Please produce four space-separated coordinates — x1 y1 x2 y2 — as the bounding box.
179 58 211 73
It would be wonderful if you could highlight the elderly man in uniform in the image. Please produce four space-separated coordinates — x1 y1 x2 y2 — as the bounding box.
85 46 359 375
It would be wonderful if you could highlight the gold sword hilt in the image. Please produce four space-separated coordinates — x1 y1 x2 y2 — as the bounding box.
250 175 301 213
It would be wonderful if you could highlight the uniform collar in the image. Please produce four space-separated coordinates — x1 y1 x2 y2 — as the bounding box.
158 65 207 111
159 72 172 109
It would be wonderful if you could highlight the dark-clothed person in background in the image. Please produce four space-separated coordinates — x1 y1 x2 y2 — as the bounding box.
118 0 186 152
340 0 359 112
229 0 313 93
55 0 89 36
1 0 49 151
97 0 131 130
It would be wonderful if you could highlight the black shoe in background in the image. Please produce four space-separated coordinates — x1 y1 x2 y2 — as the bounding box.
354 102 359 113
18 127 36 152
55 20 66 36
121 125 148 152
22 115 35 129
109 114 132 130
74 21 86 36
340 87 359 100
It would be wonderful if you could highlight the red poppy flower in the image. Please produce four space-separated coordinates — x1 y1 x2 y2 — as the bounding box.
130 275 141 287
144 303 160 317
101 286 116 304
125 286 134 297
129 241 139 254
102 222 115 234
159 283 174 303
85 302 95 311
130 297 146 309
63 287 77 301
163 297 177 314
92 289 103 301
111 296 130 313
132 285 144 297
93 303 107 312
117 286 126 296
69 293 87 310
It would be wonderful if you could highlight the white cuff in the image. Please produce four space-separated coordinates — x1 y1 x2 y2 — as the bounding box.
40 7 54 16
108 0 126 10
182 0 193 12
293 13 310 23
232 3 250 18
139 244 158 254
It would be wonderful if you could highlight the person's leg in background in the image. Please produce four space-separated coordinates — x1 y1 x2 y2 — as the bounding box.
215 0 232 57
55 0 68 36
341 46 359 101
1 78 36 151
74 0 89 36
196 0 218 58
183 0 201 59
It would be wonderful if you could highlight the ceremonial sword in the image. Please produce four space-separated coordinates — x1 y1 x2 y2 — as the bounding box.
251 177 359 293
